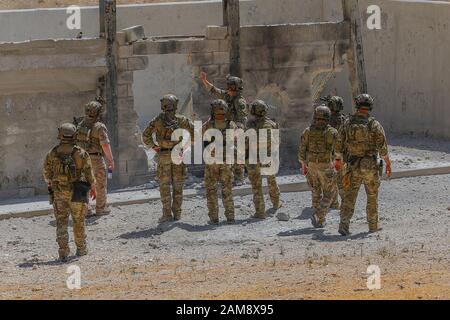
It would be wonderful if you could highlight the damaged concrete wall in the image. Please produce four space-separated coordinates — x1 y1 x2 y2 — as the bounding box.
324 0 450 139
0 39 107 199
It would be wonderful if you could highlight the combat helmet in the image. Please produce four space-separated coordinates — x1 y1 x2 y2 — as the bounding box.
160 94 179 111
58 123 77 141
226 75 244 92
313 105 331 122
250 100 268 118
355 93 374 110
210 99 228 118
85 100 102 120
328 96 344 112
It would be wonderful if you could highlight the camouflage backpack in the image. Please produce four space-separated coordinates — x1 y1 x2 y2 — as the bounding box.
345 115 377 158
50 146 83 185
307 125 334 163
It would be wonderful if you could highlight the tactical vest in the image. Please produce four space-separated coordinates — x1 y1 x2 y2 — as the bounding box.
76 121 102 154
345 116 377 158
307 125 334 163
50 146 83 186
205 120 233 156
156 115 185 150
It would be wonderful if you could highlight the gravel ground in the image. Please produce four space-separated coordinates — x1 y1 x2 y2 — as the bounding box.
0 173 449 299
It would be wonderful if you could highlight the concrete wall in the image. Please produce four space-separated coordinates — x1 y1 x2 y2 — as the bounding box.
0 0 342 129
0 0 341 42
323 0 450 139
0 39 107 199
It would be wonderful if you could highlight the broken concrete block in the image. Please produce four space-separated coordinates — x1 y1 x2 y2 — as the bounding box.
122 25 147 44
206 25 229 40
276 212 290 221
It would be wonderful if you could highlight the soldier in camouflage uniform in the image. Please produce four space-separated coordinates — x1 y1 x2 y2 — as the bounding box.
336 94 392 235
200 71 248 185
324 96 347 209
246 100 281 219
75 100 114 216
43 123 96 262
142 94 195 223
203 99 237 224
298 105 339 228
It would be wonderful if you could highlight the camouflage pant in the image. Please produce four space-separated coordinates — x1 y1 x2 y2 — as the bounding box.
53 190 87 257
90 156 107 212
247 164 280 217
205 164 235 221
331 169 345 207
158 153 186 219
340 166 380 231
306 162 338 222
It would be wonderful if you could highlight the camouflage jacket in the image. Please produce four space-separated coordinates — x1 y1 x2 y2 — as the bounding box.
336 113 388 160
298 124 338 164
75 119 110 155
209 85 248 127
202 118 237 161
43 143 96 192
246 116 279 160
142 113 195 150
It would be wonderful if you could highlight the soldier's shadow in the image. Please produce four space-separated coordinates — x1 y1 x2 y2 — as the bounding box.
295 207 315 220
277 227 317 237
118 221 218 239
18 256 79 268
277 226 369 242
312 231 370 242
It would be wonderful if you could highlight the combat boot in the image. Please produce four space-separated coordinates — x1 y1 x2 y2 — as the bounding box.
251 213 266 220
76 248 88 257
208 218 219 225
272 199 282 210
338 223 351 236
95 207 111 216
311 213 325 228
58 249 69 263
173 211 181 221
369 225 383 233
158 214 173 224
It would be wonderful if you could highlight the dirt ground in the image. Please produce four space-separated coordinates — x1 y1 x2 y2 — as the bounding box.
0 173 449 300
0 0 201 10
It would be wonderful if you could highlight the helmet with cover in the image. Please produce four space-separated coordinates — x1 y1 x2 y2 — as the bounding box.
355 93 374 110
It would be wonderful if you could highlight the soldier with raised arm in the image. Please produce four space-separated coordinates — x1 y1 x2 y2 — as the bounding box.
199 71 248 185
